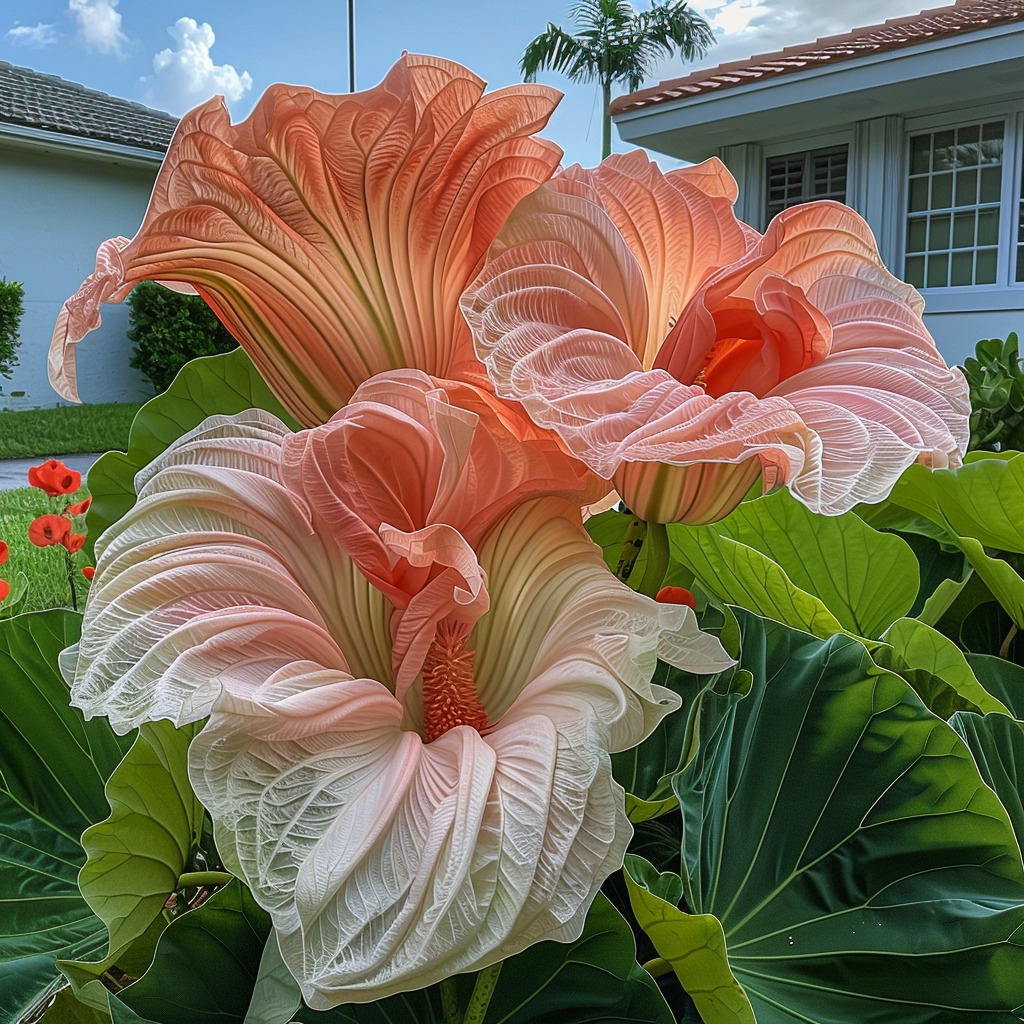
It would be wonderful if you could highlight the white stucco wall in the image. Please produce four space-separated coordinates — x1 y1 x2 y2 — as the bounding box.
0 140 161 410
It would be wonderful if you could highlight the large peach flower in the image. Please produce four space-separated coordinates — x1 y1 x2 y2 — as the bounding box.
50 55 563 427
462 152 970 523
62 372 730 1006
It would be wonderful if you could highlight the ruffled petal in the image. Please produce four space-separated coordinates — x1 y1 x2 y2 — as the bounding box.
62 410 391 732
51 55 563 425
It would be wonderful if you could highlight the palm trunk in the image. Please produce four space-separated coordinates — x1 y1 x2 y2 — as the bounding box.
601 79 612 160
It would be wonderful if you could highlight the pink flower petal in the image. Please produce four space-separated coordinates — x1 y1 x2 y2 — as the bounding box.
51 55 563 424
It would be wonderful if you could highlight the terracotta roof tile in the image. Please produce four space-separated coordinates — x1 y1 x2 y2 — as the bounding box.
611 0 1024 114
0 61 177 152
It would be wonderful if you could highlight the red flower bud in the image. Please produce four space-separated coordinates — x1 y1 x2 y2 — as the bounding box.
66 497 93 516
0 578 9 601
655 586 697 609
28 459 81 496
62 532 87 553
28 514 73 547
82 565 95 581
0 540 7 566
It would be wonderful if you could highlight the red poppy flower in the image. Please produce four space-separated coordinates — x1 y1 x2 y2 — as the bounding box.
66 497 92 516
656 586 697 609
0 540 7 566
29 514 73 547
82 565 95 581
0 578 9 601
28 459 82 496
63 532 86 553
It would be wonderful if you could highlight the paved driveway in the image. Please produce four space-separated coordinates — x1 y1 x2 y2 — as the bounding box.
0 453 104 491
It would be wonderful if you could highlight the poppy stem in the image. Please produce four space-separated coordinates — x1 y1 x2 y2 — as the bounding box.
637 521 669 598
65 548 78 612
614 517 648 582
462 961 502 1023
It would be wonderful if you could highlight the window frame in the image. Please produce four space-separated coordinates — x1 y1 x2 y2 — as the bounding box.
760 130 853 230
900 102 1024 308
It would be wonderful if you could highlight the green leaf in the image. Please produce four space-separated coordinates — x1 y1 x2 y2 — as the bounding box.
78 721 205 960
623 856 755 1024
965 655 1024 720
676 611 1024 1022
107 879 271 1024
876 616 1010 718
86 348 298 548
0 611 132 1022
669 490 918 638
952 711 1024 852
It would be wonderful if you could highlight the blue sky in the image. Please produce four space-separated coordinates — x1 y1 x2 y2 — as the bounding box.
3 1 924 167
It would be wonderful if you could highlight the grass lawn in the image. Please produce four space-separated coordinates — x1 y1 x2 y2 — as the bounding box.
0 486 92 615
0 402 143 459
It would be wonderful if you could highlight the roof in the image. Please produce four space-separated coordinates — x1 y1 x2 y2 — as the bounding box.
0 61 178 153
611 0 1024 115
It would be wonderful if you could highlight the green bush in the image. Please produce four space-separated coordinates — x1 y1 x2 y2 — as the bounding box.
126 281 237 393
0 278 25 379
962 332 1024 452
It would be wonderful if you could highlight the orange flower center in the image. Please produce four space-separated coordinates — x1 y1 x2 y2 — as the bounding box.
421 619 489 743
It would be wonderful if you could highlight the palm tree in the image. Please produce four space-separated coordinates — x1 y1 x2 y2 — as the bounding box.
521 0 714 160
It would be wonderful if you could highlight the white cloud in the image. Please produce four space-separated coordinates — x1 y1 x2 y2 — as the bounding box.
5 23 58 46
688 0 770 38
68 0 128 57
144 17 252 115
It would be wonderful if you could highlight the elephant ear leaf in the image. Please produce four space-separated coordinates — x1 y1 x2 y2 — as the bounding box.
673 611 1024 1023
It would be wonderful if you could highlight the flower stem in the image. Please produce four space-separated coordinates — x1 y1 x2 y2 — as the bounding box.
641 956 673 979
64 548 78 612
176 870 232 888
462 961 502 1024
614 517 648 582
637 521 669 598
441 977 460 1024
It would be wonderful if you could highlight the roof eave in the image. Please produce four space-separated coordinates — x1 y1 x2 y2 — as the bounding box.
0 119 166 166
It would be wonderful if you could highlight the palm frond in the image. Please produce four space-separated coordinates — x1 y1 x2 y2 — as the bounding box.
520 25 595 83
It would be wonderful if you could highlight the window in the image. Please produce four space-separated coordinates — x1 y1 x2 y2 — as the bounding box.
765 146 848 223
904 120 1007 289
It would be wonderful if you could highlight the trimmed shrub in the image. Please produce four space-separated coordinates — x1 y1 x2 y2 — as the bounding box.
0 278 25 379
127 281 237 393
962 332 1024 453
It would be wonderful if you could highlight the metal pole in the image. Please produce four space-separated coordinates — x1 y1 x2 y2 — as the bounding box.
348 0 356 91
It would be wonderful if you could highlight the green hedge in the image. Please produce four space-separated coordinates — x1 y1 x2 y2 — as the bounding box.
127 281 237 393
0 278 24 379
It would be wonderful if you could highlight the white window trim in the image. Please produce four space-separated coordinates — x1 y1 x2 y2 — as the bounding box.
900 104 1024 307
760 131 853 229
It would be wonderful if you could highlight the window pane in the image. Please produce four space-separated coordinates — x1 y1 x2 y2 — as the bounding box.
976 248 998 285
981 166 1001 203
1016 246 1024 285
955 168 978 206
952 212 975 248
927 253 949 288
978 209 999 246
905 255 925 287
932 173 953 209
909 177 930 212
929 214 951 249
950 251 973 286
907 218 927 252
911 135 931 174
933 130 956 169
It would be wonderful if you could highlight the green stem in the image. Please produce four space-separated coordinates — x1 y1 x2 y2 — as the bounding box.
176 870 232 888
64 548 78 612
637 521 669 598
440 977 461 1024
641 956 673 979
999 624 1019 660
614 517 648 583
462 962 502 1024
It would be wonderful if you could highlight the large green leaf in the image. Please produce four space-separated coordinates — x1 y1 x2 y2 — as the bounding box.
0 611 132 1023
876 616 1009 718
952 711 1024 852
105 880 271 1024
78 721 205 961
86 348 298 548
965 654 1024 719
623 856 755 1024
667 489 917 638
668 490 918 639
676 611 1024 1022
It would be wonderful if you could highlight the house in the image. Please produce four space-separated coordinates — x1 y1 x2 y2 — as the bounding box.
611 0 1024 365
0 62 177 410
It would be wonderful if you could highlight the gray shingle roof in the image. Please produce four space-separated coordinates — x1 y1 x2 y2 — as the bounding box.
0 61 178 152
